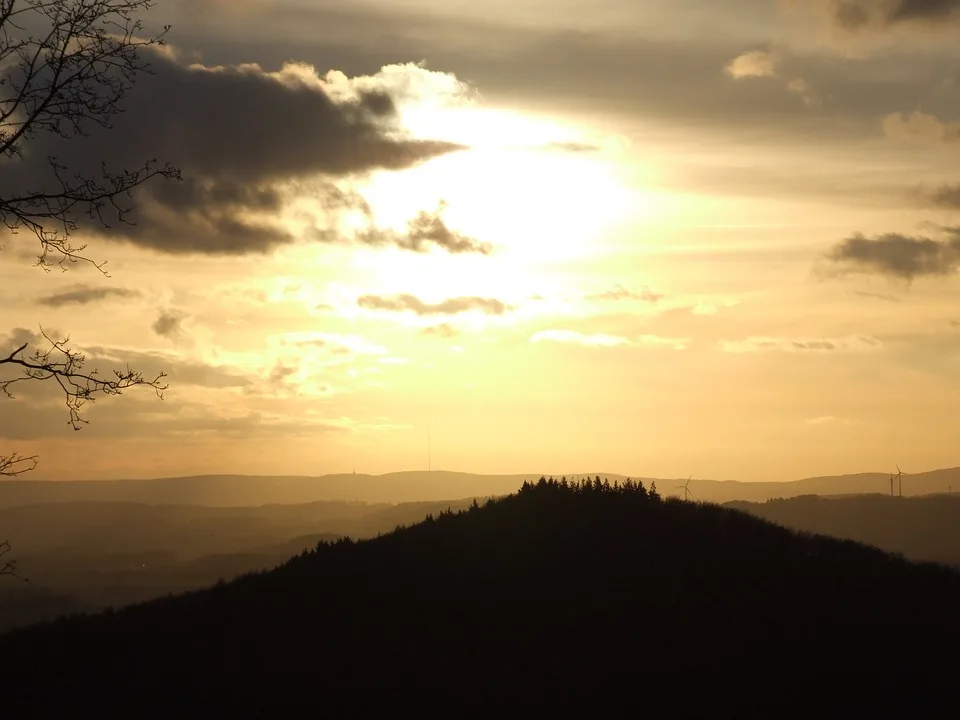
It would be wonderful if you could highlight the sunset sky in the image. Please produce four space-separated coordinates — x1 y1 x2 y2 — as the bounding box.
4 0 960 482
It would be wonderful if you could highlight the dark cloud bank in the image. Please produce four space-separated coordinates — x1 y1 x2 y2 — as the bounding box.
3 48 481 256
827 0 960 31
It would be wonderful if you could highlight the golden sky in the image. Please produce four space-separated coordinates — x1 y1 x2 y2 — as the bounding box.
5 0 960 481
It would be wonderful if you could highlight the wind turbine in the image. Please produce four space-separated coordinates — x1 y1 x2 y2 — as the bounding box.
676 475 694 502
897 465 903 498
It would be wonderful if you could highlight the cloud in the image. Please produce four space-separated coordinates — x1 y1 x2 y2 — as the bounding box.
883 111 960 143
823 0 960 31
720 336 881 353
805 415 856 426
823 230 960 280
0 396 343 441
725 49 819 106
276 332 388 357
725 50 779 79
586 285 663 303
268 365 300 384
166 1 959 156
785 77 820 107
151 310 190 342
358 294 509 316
637 335 692 351
529 330 688 349
927 184 960 209
354 204 492 255
6 49 467 256
541 141 604 154
530 330 631 348
690 299 740 316
422 324 458 338
36 285 141 308
853 290 902 302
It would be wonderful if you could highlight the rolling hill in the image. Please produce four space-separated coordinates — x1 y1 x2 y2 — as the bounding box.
1 477 956 715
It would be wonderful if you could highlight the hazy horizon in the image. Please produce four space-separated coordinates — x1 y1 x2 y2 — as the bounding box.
12 464 960 485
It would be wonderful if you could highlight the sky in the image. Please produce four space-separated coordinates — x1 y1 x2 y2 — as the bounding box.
4 0 960 482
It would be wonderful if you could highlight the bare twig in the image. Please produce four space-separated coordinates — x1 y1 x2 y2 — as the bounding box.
1 539 26 580
1 326 168 430
0 451 39 476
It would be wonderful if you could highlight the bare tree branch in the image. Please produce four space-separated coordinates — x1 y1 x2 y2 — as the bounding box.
0 451 39 476
1 539 26 580
0 0 182 272
1 325 168 429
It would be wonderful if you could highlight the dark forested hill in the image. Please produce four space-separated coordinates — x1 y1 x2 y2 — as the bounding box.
2 478 957 715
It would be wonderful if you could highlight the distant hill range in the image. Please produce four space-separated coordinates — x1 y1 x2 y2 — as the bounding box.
1 467 958 508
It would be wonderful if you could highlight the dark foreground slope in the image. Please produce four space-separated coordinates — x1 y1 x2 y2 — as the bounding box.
3 478 959 715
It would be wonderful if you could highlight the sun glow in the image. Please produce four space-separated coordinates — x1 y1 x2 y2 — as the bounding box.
331 105 653 305
363 106 638 257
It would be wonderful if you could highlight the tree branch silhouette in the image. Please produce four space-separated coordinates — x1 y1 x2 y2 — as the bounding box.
0 539 25 580
1 1 179 571
0 0 181 272
1 324 168 425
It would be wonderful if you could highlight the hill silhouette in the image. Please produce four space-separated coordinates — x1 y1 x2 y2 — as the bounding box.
2 477 957 715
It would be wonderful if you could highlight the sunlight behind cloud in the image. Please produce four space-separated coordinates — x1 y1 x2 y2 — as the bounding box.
355 104 641 269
